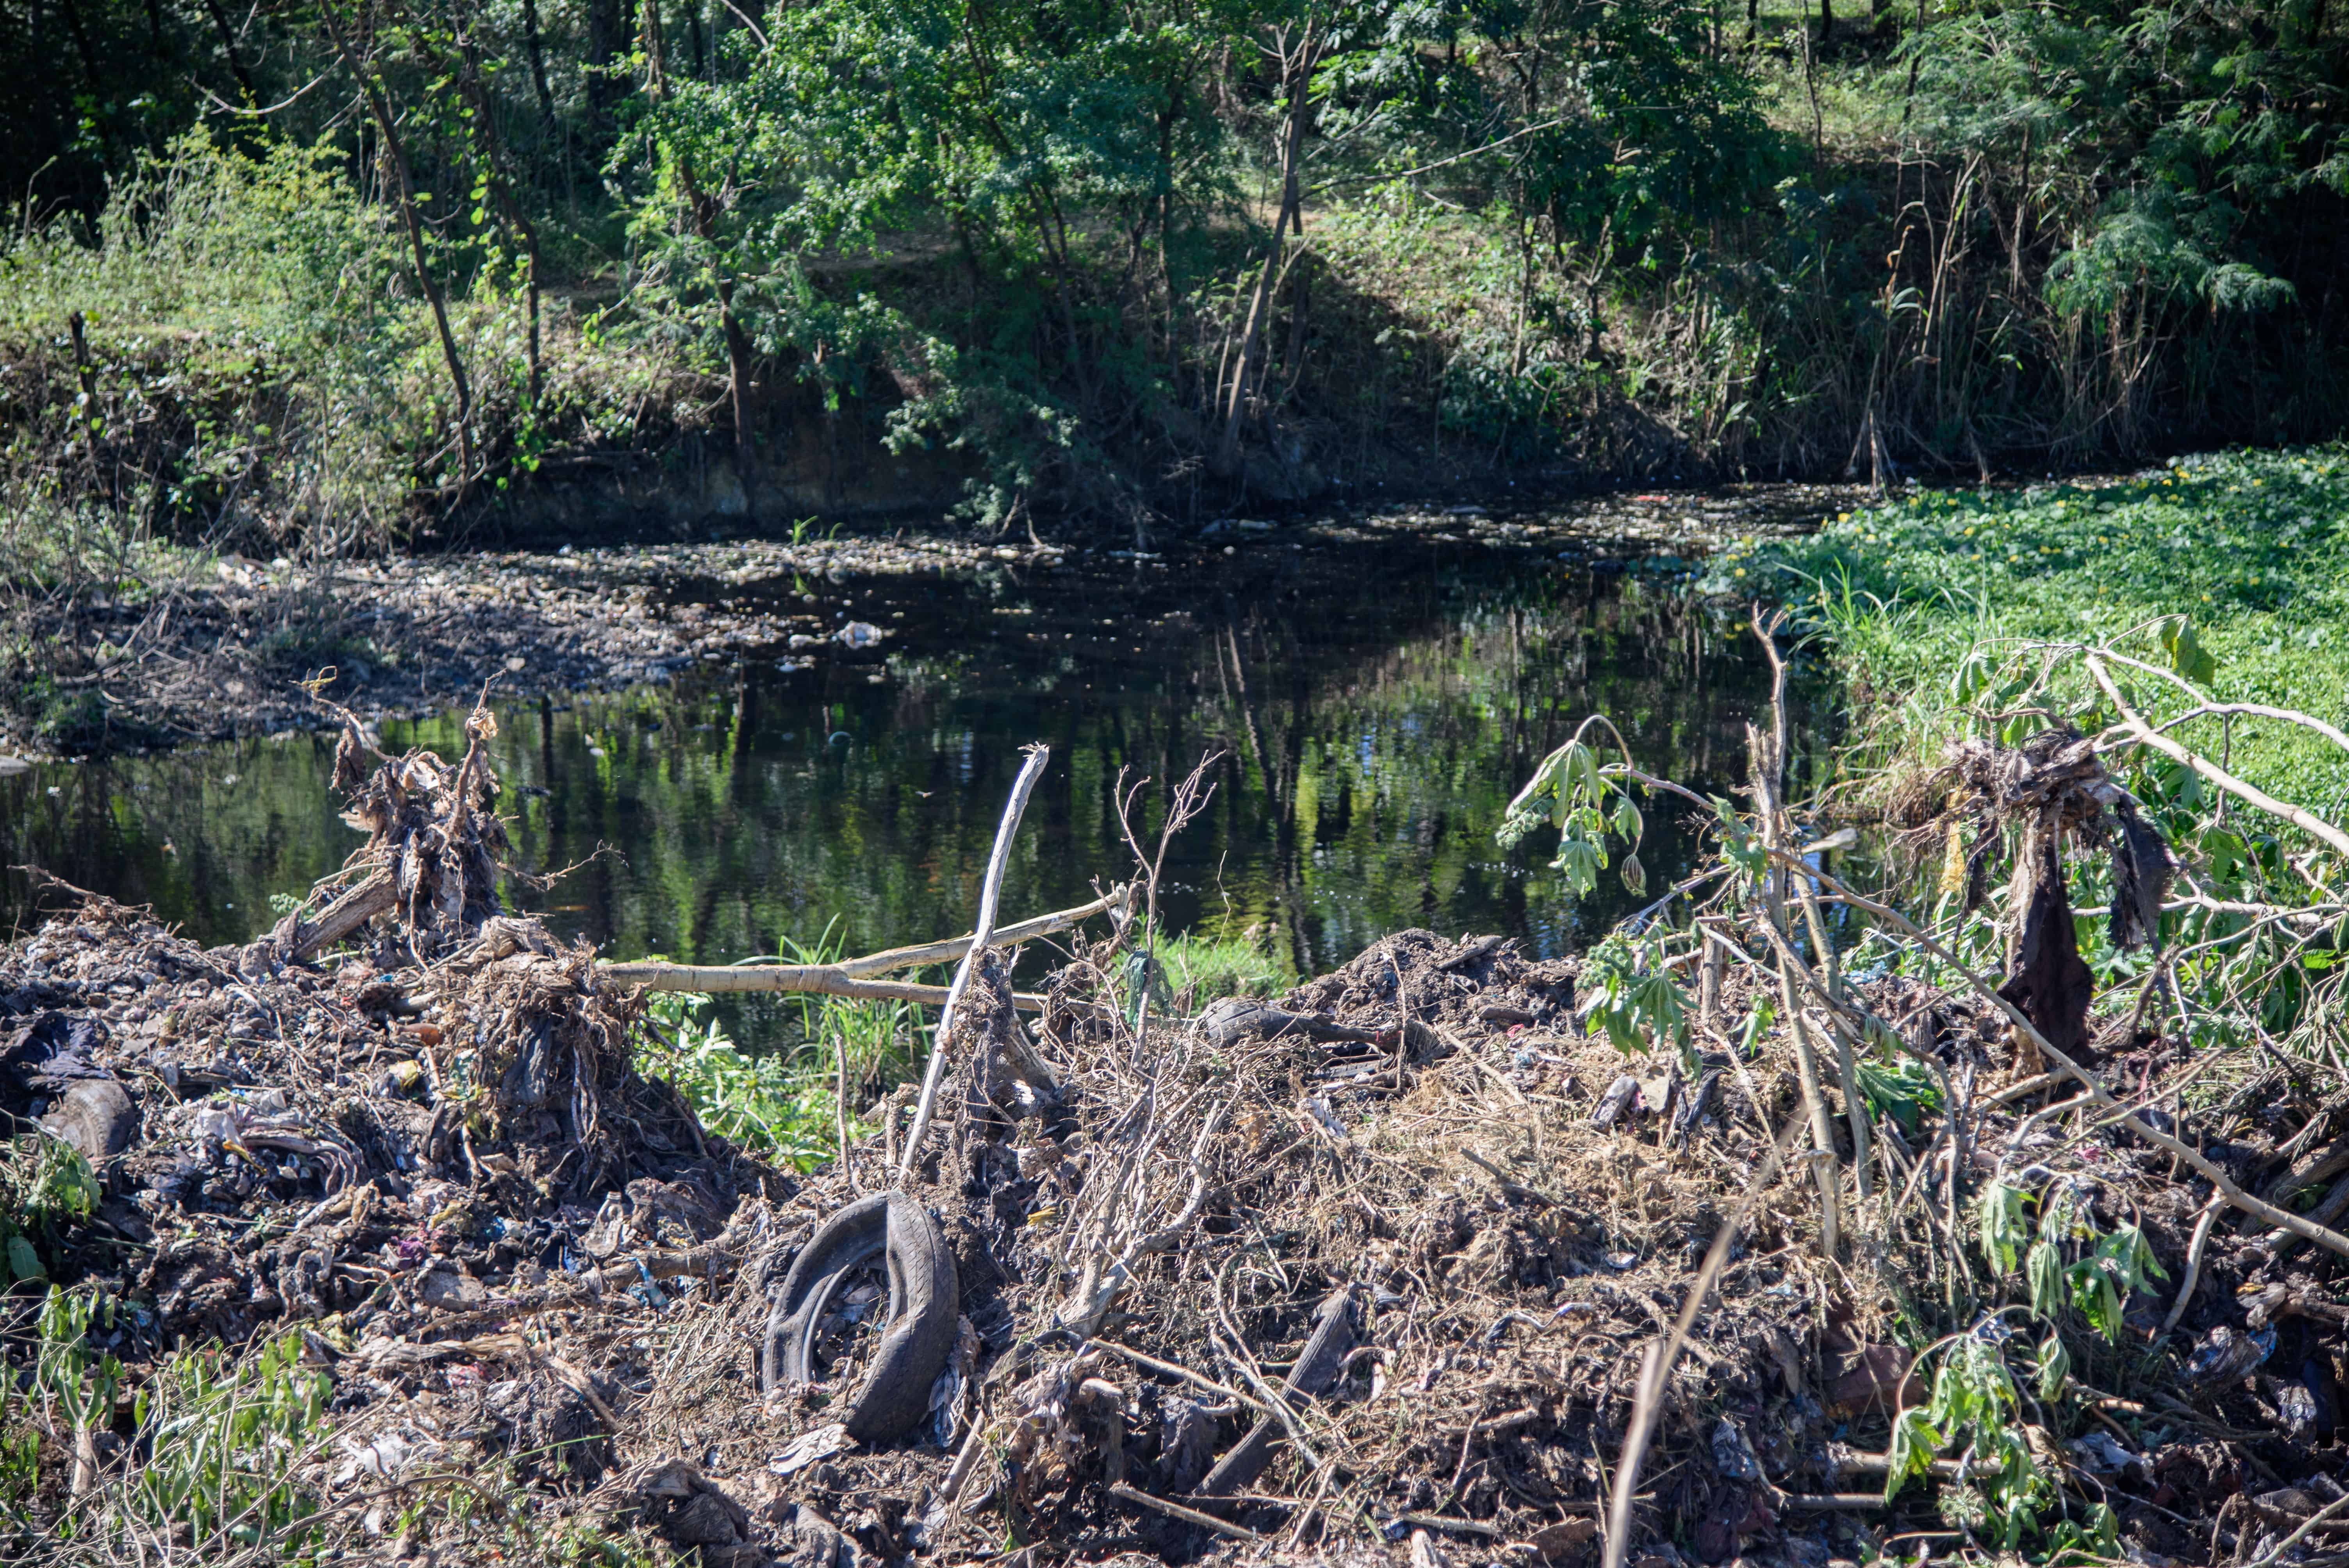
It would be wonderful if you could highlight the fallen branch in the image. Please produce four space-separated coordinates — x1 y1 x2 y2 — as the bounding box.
825 887 1128 978
283 871 396 960
597 963 1052 1011
2160 1191 2225 1339
898 745 1052 1181
598 888 1121 999
2088 656 2349 860
1109 1482 1263 1541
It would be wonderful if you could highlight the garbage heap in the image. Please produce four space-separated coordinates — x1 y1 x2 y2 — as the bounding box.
2 734 2342 1568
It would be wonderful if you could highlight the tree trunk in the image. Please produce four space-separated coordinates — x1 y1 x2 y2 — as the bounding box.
199 0 258 101
1215 20 1319 478
586 0 628 128
520 0 559 141
319 0 475 487
644 0 756 518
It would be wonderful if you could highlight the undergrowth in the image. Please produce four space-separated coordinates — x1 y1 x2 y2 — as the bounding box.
633 922 924 1170
634 924 1287 1168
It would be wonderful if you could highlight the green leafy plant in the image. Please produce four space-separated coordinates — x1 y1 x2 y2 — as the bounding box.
1978 1180 2166 1342
127 1331 331 1551
1161 929 1292 1003
1575 930 1688 1057
1885 1332 2054 1548
1 1134 101 1281
638 989 845 1169
1 1288 124 1536
1500 727 1650 898
1852 1053 1943 1137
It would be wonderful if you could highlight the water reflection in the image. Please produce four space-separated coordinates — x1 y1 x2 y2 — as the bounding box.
2 540 1805 1050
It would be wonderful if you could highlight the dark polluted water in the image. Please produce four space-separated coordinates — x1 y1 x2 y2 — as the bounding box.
1 533 1817 1051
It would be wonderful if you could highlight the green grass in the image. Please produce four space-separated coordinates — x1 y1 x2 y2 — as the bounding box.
1711 446 2349 818
633 923 927 1171
1160 929 1294 1003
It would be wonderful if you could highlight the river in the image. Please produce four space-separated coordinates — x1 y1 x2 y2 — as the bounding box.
2 498 1830 1051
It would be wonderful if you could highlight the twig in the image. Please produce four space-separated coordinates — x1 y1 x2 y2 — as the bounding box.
1089 1339 1269 1415
2157 1191 2224 1340
784 887 1130 978
1109 1482 1263 1540
2088 656 2349 859
597 964 1055 1007
898 745 1052 1181
1983 1072 2060 1109
941 1414 991 1505
1214 1326 1328 1472
834 1031 857 1195
2242 1491 2349 1568
1397 1513 1504 1538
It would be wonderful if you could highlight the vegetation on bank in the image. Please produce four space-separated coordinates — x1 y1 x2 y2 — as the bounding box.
1725 445 2349 816
1494 451 2349 1552
2 0 2345 580
637 926 1289 1170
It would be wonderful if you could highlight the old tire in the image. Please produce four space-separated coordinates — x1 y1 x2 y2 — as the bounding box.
760 1190 960 1445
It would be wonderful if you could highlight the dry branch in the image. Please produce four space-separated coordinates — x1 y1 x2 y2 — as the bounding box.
898 744 1052 1180
2089 655 2349 859
599 887 1130 996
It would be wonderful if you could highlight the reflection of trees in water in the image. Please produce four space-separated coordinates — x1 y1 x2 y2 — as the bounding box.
1197 575 1777 976
0 547 1807 1058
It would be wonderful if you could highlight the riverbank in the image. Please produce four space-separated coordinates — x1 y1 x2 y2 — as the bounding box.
1725 444 2349 816
1 483 1857 763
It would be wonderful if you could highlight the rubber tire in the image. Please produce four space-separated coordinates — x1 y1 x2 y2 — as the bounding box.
760 1190 960 1445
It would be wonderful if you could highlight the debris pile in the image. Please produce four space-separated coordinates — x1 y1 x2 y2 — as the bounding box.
4 720 2348 1568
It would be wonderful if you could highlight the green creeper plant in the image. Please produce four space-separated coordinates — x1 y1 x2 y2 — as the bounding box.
1498 722 1650 898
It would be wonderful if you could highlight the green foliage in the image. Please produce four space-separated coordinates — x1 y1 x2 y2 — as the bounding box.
1851 1052 1941 1137
1975 1181 2166 1342
1734 447 2349 1062
1 1289 125 1538
1739 448 2349 815
126 1332 331 1551
634 923 927 1171
1903 4 2345 323
1575 930 1688 1057
1499 734 1651 899
0 1135 101 1280
1885 1334 2053 1550
637 989 848 1169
